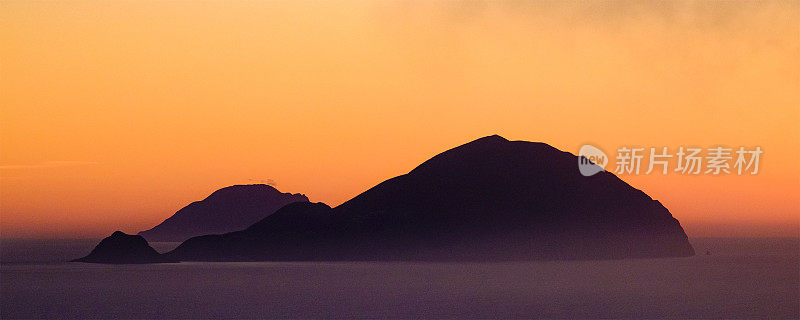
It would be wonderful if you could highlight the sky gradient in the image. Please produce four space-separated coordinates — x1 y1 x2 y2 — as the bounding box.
1 1 798 238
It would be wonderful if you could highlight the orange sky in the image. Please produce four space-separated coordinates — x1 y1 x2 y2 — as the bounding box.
1 1 798 238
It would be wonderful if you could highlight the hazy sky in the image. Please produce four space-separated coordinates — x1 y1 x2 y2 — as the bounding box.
1 1 798 238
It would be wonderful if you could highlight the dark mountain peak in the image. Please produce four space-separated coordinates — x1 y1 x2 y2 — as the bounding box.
448 135 562 157
408 135 564 178
72 231 174 264
110 230 127 237
84 136 693 263
204 184 303 201
444 134 512 154
163 136 693 262
472 134 508 143
138 185 310 242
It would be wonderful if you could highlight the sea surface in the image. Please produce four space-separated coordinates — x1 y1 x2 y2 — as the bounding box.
1 238 798 319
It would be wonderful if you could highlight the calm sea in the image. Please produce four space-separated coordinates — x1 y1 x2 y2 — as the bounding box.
1 238 798 318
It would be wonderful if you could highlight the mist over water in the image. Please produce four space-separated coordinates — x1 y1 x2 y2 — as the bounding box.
2 238 797 318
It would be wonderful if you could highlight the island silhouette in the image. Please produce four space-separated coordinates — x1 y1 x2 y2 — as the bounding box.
76 135 694 263
72 231 176 264
138 184 308 242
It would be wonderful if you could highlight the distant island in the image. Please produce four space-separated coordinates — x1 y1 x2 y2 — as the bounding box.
138 184 308 242
76 135 694 263
72 231 176 264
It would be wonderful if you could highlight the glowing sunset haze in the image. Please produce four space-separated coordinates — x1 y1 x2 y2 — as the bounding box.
1 1 798 238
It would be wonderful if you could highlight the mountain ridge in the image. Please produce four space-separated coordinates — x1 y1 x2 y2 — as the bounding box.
78 135 694 263
165 135 694 261
138 184 308 242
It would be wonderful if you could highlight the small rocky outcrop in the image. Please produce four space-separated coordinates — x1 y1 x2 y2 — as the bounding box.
72 231 174 264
